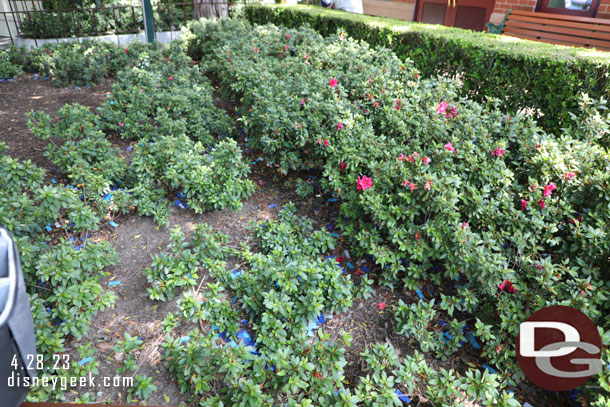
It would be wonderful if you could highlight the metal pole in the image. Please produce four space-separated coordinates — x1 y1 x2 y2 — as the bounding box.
141 0 154 43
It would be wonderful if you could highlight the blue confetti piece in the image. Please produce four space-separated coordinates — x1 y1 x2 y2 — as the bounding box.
360 266 370 273
482 363 496 374
316 312 326 325
51 178 57 183
232 296 238 304
103 194 112 201
179 336 190 343
395 389 411 403
468 333 481 349
241 319 249 325
228 340 238 348
177 192 186 198
346 262 354 269
306 321 318 337
231 269 241 279
268 203 277 208
415 289 424 299
75 245 82 250
328 223 333 230
328 198 337 202
45 225 52 231
69 236 75 242
108 280 121 286
126 146 133 151
331 233 340 237
438 321 448 327
108 221 119 227
77 357 92 366
110 101 114 105
443 332 453 340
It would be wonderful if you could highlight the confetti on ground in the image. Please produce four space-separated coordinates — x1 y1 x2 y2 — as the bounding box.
45 225 52 232
109 221 119 227
108 281 121 286
415 289 424 299
77 357 92 366
482 363 496 374
179 336 190 343
268 203 277 208
395 389 411 403
375 302 386 310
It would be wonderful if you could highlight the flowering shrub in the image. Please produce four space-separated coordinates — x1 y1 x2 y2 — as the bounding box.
183 18 610 403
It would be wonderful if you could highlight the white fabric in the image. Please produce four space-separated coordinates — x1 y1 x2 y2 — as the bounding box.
335 0 363 14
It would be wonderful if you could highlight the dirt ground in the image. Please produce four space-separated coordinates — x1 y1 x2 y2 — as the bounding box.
0 75 571 407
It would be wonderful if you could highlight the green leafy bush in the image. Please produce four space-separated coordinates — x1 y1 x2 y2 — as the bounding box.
243 4 610 134
182 18 610 403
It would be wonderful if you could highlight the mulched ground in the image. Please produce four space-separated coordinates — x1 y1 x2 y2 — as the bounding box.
0 75 573 407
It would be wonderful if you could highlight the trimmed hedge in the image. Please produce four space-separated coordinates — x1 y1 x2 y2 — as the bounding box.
243 4 610 133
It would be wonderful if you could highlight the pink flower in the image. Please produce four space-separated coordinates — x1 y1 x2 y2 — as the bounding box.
286 34 291 39
45 49 50 55
301 98 306 105
543 182 557 198
563 172 576 181
375 302 387 310
340 162 347 171
538 199 546 209
424 180 432 190
520 199 528 210
357 175 372 191
447 106 458 119
324 139 329 147
499 280 516 294
337 122 344 130
398 153 408 162
461 222 468 230
394 100 401 110
229 58 232 62
437 101 448 115
118 122 124 127
329 78 338 88
536 264 544 270
169 76 174 80
444 142 455 153
422 156 431 165
124 48 128 54
402 180 417 192
491 147 505 157
285 44 290 50
316 138 322 145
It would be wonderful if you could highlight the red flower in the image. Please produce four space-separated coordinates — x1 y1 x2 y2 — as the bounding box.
336 256 345 263
376 302 387 310
324 139 329 147
422 156 431 165
569 216 582 225
286 34 291 39
543 182 557 198
337 122 344 130
285 44 289 50
301 98 306 105
415 231 420 240
444 142 455 153
461 222 468 230
491 147 505 157
538 199 546 209
498 280 516 294
169 76 174 80
124 48 128 54
424 180 432 190
356 175 372 191
398 153 408 162
329 78 338 88
521 199 528 210
340 162 347 171
45 49 50 55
